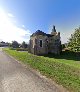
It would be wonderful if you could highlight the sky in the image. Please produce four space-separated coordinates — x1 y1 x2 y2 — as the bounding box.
0 0 80 43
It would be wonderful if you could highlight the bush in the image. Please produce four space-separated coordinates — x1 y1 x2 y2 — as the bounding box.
16 48 28 51
9 47 28 51
9 47 16 50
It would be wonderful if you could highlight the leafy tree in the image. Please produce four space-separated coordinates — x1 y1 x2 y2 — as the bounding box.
12 41 19 48
68 27 80 51
61 44 65 49
22 41 27 48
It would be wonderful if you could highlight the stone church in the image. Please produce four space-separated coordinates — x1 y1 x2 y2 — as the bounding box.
29 26 61 55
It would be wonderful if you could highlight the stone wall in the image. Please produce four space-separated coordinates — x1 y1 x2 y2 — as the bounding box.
30 35 48 55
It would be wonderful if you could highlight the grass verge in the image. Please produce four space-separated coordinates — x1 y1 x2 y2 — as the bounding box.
3 48 80 92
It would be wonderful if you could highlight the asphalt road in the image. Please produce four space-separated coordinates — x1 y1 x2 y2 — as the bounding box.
0 48 67 92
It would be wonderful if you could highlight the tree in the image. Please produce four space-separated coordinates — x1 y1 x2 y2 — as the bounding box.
12 41 19 48
21 41 27 48
61 44 65 49
68 27 80 51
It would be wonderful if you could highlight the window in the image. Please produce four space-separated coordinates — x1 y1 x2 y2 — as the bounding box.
46 39 48 43
39 40 43 47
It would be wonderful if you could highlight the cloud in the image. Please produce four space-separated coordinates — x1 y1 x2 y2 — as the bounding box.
61 32 71 44
22 25 25 28
0 9 31 43
61 29 74 44
8 13 14 17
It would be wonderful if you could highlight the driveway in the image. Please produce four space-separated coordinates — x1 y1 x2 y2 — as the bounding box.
0 48 67 92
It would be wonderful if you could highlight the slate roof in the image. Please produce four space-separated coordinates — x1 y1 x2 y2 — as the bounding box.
46 34 53 37
31 30 54 37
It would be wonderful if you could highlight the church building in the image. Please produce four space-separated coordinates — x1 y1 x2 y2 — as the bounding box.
29 26 61 55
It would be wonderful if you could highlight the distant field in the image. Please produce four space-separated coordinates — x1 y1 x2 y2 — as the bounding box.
3 48 80 92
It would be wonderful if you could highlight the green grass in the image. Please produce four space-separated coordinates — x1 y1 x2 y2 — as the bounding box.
3 48 80 92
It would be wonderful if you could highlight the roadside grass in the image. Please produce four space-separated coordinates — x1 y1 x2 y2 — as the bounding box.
9 47 28 51
3 48 80 92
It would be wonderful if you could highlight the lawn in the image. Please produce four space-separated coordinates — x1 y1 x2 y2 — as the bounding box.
3 48 80 92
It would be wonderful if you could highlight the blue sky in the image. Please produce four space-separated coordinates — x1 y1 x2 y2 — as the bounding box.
0 0 80 43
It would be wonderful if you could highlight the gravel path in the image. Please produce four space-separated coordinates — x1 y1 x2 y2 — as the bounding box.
0 48 67 92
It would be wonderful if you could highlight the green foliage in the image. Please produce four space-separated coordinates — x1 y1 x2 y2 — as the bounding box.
16 48 28 51
61 44 65 49
9 47 16 50
9 47 28 51
4 48 80 92
68 27 80 52
21 41 28 48
11 41 19 48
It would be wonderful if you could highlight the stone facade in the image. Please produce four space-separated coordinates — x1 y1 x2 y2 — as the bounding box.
29 26 61 55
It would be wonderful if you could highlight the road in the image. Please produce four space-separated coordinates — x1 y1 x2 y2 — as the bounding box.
0 48 67 92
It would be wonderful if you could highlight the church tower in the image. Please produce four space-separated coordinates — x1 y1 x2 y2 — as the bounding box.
51 25 57 35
